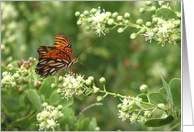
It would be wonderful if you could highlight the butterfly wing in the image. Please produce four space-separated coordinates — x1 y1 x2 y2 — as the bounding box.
52 33 74 59
35 46 71 78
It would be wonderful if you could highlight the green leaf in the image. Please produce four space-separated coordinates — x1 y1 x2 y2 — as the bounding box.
177 42 181 48
1 64 6 79
10 110 38 127
26 89 41 110
174 1 181 12
156 7 177 20
1 89 10 97
149 92 167 105
158 87 168 99
39 77 56 99
87 117 97 131
75 118 90 131
144 115 174 127
1 97 21 112
138 93 148 102
10 86 20 99
169 78 181 108
158 71 173 105
50 90 74 107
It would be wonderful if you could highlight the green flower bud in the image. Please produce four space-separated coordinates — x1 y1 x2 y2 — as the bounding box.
139 8 145 14
16 86 24 94
42 102 48 108
150 6 156 11
117 27 124 33
136 19 143 25
124 12 130 19
145 1 152 6
144 111 152 119
85 79 92 86
124 20 129 24
128 101 136 107
90 8 97 14
93 86 100 93
76 89 83 96
88 76 94 83
106 12 112 17
158 1 164 6
75 11 80 17
105 28 111 34
13 73 20 79
11 82 16 87
153 27 158 33
121 105 129 112
51 83 57 88
96 96 103 102
83 10 89 16
77 20 82 26
57 105 63 110
112 12 118 18
140 84 148 93
108 19 114 25
157 103 168 110
58 76 63 82
58 113 64 119
56 88 62 93
140 27 147 33
130 33 137 40
152 17 158 24
145 21 152 27
88 18 92 23
117 103 122 109
85 26 91 31
22 69 29 76
117 16 123 21
6 64 13 71
99 77 106 84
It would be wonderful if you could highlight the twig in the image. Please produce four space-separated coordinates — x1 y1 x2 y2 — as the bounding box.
69 103 103 130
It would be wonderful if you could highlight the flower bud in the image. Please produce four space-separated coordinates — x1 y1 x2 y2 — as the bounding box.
106 12 112 17
144 111 152 119
85 26 91 31
140 27 147 33
58 113 64 118
117 16 123 22
57 105 63 110
16 86 24 94
77 20 82 26
152 17 158 24
88 76 94 83
112 12 118 18
117 103 122 109
107 19 114 25
139 8 145 14
28 57 36 65
75 11 80 17
96 96 103 102
93 86 100 93
42 102 48 108
150 6 156 11
117 27 124 33
17 59 24 68
23 61 30 69
130 33 137 40
85 79 92 86
136 19 143 25
90 8 97 14
158 1 164 6
99 77 106 84
121 105 129 112
6 64 13 71
34 80 42 89
157 103 168 110
145 21 152 27
22 69 29 76
51 83 57 88
140 84 148 93
145 1 152 6
83 10 89 16
105 28 111 34
124 12 130 19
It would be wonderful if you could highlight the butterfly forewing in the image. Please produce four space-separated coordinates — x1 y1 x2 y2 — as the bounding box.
53 33 74 59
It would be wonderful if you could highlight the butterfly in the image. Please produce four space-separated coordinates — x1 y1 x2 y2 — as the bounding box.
35 33 90 78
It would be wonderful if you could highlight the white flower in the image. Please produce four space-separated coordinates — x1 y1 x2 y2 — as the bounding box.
93 23 106 36
144 29 154 42
118 110 130 121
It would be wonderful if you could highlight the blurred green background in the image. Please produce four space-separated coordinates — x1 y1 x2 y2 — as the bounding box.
1 1 181 131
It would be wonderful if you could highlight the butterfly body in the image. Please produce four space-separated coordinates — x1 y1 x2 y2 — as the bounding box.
35 33 78 78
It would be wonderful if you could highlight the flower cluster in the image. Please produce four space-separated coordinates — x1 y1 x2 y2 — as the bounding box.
56 72 86 99
75 7 131 36
36 102 64 131
117 97 144 123
142 17 181 47
1 57 37 91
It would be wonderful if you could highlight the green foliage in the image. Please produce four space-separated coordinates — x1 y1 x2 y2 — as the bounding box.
1 1 181 131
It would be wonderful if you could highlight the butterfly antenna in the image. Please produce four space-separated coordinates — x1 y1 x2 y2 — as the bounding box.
76 44 92 58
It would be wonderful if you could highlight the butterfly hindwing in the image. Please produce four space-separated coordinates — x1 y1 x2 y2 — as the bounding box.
35 46 71 78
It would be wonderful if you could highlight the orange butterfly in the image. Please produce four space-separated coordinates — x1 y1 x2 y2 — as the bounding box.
35 33 90 78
